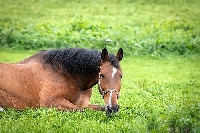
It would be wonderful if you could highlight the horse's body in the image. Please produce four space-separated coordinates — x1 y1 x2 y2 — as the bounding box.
0 48 123 114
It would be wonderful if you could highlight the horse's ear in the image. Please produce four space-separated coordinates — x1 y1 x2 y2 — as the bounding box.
101 47 108 62
116 48 123 61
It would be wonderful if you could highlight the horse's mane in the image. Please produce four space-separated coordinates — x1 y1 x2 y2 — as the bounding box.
42 48 120 76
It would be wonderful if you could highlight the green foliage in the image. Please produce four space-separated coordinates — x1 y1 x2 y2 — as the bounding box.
0 0 200 55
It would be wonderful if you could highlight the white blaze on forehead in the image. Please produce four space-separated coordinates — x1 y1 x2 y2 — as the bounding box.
112 67 117 78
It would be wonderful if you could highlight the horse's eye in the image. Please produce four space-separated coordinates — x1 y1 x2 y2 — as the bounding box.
100 74 105 79
120 75 123 79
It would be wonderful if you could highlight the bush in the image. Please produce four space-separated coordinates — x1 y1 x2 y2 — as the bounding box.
0 0 200 55
0 19 199 56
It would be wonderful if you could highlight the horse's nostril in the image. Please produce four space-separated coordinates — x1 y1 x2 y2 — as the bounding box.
107 106 112 113
106 105 119 114
116 104 119 111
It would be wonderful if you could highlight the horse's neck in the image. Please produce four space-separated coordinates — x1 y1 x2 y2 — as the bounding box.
73 74 99 91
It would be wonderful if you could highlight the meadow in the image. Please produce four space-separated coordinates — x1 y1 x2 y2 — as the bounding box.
0 51 199 133
0 0 200 132
0 0 200 55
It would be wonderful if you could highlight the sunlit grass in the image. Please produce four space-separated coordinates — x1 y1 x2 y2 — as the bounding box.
0 49 36 63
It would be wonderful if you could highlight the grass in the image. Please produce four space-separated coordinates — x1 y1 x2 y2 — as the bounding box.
0 0 200 55
0 51 199 133
0 0 200 132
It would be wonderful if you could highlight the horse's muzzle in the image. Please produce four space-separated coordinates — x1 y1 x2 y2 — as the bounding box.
106 104 119 114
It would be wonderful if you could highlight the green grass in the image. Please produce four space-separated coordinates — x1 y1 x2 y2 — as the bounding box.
0 49 36 63
0 0 200 132
0 0 200 55
0 51 199 133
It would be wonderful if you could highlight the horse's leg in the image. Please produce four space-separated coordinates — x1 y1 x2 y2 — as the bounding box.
75 88 92 110
39 81 84 111
76 88 105 111
53 99 80 111
88 104 105 111
40 97 81 112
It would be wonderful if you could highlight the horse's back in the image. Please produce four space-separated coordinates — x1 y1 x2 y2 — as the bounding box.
0 60 42 109
17 50 46 64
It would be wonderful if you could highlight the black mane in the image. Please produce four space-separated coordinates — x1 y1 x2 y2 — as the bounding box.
43 48 120 76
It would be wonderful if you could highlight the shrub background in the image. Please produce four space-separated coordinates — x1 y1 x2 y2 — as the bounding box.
0 0 200 55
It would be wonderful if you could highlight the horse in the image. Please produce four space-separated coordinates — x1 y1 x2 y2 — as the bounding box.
0 47 123 114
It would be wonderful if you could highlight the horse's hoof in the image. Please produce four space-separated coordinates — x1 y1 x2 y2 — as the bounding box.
0 107 5 112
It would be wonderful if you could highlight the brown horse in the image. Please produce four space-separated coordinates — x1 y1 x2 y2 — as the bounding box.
0 47 123 114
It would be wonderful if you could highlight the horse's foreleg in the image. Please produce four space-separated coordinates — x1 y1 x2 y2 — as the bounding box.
76 88 105 111
41 98 80 112
88 104 105 111
55 99 81 111
75 88 92 110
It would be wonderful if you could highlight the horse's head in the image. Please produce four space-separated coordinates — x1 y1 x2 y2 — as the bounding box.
98 47 123 114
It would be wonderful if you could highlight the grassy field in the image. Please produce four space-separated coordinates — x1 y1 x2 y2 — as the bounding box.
0 0 200 132
0 0 200 55
0 51 200 133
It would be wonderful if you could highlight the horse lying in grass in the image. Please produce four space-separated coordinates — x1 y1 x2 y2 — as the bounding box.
0 47 123 114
